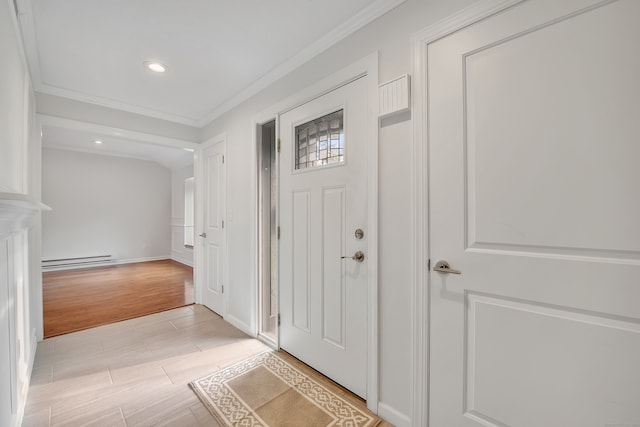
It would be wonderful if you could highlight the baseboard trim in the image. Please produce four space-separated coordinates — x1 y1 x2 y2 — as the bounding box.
171 255 193 267
42 255 171 271
378 402 411 427
224 314 255 338
15 333 38 427
257 333 278 350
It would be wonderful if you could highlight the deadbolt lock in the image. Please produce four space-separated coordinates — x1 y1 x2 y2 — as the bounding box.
355 228 364 239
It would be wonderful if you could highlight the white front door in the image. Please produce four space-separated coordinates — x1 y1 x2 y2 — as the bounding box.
428 1 640 426
279 77 368 398
199 138 226 315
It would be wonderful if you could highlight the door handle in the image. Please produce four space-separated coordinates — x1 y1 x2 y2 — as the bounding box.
341 251 365 263
433 260 461 274
199 232 207 238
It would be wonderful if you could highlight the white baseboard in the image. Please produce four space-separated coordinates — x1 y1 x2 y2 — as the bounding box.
257 333 278 350
15 333 38 427
378 402 411 427
42 255 171 271
171 253 193 267
28 334 37 376
224 314 255 338
115 256 171 265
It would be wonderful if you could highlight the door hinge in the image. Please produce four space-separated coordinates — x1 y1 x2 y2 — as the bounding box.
222 155 225 164
222 219 225 229
222 285 224 294
277 138 281 153
427 258 431 271
277 313 281 326
277 226 281 240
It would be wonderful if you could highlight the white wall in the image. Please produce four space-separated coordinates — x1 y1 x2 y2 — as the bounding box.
41 148 172 263
2 1 495 425
199 0 476 424
0 1 28 195
0 0 43 425
171 164 194 266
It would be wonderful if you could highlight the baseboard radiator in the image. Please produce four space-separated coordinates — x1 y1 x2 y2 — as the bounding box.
42 255 114 270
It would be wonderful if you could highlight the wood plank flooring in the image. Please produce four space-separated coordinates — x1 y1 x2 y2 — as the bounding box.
22 305 393 427
43 260 194 338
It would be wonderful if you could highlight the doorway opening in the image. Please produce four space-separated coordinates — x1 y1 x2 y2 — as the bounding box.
258 120 277 343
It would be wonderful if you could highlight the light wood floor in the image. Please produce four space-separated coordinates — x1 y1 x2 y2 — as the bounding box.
43 260 194 338
22 305 392 427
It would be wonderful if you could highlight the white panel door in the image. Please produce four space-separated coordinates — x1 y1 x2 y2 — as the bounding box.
280 77 368 398
200 140 226 315
428 1 640 426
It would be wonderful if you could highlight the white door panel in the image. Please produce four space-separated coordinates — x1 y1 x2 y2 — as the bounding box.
200 140 225 315
428 0 640 425
280 77 368 398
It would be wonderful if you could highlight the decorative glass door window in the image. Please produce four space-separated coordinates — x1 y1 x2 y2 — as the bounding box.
295 109 344 169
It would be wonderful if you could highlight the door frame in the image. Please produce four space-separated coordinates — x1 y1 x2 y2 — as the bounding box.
251 52 379 411
411 1 524 425
255 118 279 347
194 133 228 316
37 113 199 334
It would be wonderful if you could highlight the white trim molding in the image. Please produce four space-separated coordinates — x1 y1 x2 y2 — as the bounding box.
171 250 194 268
40 256 172 272
18 0 405 127
199 0 403 127
379 402 412 427
224 313 255 338
261 51 380 413
37 114 198 149
193 133 228 315
410 1 523 425
251 112 278 342
0 193 50 232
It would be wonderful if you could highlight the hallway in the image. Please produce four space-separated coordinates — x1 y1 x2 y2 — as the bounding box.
43 260 193 338
24 305 263 426
23 305 392 426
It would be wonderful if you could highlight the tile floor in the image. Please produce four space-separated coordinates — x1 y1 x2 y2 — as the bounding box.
22 305 392 427
23 305 266 426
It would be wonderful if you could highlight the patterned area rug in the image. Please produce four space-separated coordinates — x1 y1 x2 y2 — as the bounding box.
189 351 381 427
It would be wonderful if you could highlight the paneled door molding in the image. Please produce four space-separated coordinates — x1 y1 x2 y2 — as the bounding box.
410 1 523 425
195 133 228 322
257 52 379 413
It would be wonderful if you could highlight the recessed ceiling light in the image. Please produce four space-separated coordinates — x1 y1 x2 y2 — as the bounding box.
94 140 103 144
144 61 167 73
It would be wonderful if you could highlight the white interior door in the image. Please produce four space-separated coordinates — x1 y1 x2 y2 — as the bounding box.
428 1 640 426
199 139 226 315
279 77 368 398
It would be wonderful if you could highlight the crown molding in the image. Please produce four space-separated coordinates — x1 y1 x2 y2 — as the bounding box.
42 143 164 165
38 114 198 149
14 0 41 85
17 0 201 127
196 0 406 127
18 0 406 129
35 83 202 127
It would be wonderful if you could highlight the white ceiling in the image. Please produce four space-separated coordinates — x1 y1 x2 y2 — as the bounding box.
19 0 402 127
41 125 195 171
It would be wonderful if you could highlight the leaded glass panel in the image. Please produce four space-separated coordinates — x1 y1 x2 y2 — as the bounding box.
295 110 344 169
